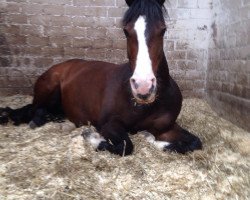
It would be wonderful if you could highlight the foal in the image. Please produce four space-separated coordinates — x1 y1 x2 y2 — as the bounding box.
0 0 202 156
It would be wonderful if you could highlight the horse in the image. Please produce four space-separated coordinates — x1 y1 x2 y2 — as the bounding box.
0 0 202 156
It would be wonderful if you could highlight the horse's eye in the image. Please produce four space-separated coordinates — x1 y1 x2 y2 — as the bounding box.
123 29 129 38
160 28 166 36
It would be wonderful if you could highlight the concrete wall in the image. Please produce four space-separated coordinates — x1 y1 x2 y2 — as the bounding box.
0 0 127 95
0 0 211 97
164 0 212 98
206 0 250 131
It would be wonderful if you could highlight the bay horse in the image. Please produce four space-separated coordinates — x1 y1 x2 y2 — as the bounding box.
0 0 202 156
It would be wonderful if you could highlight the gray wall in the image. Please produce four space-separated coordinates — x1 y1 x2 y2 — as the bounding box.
0 0 211 98
206 0 250 131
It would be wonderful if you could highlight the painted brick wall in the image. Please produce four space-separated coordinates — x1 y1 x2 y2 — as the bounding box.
166 0 212 98
0 0 127 95
0 0 211 97
206 0 250 131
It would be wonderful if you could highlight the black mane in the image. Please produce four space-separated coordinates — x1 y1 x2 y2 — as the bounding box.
122 0 167 26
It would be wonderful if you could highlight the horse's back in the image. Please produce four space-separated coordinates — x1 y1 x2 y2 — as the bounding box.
44 59 121 81
33 59 87 106
35 59 121 94
35 59 127 127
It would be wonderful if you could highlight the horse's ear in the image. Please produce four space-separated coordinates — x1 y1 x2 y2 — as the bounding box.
157 0 166 6
125 0 135 7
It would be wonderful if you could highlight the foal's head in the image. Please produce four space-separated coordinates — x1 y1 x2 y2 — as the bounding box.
123 0 167 104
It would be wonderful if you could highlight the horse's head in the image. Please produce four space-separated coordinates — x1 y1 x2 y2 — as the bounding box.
123 0 167 104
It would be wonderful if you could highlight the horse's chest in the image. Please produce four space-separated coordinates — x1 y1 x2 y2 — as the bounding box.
121 104 156 129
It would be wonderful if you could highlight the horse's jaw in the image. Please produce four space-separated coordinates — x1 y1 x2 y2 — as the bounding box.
134 96 156 105
131 90 157 105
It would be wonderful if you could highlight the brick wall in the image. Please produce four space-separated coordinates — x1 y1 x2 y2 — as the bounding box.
0 0 211 97
0 0 126 95
166 0 212 98
206 0 250 131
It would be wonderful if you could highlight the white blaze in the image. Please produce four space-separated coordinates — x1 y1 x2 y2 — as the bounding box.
140 132 171 150
133 16 154 81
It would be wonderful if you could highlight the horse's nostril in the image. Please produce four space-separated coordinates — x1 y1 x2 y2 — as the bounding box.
151 78 156 84
130 78 138 89
149 84 155 94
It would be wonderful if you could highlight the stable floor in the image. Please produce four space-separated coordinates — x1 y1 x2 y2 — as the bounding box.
0 95 249 200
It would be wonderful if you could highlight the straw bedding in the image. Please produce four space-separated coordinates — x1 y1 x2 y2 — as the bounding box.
0 95 249 200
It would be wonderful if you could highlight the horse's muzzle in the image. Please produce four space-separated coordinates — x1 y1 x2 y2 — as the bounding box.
130 78 157 104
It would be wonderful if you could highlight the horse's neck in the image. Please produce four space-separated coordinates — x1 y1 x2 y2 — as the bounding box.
157 55 170 83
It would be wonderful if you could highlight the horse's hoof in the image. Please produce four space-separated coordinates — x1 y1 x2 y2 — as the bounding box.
0 107 11 125
0 116 8 125
189 137 202 151
96 141 112 151
164 137 202 154
29 121 38 129
97 140 133 156
112 141 134 156
0 107 12 115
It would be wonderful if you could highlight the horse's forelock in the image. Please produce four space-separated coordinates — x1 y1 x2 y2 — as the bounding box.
125 0 167 7
122 0 168 27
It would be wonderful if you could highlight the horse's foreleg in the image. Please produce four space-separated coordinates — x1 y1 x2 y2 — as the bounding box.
0 107 12 125
96 118 134 156
28 108 49 129
0 105 33 126
146 123 202 154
